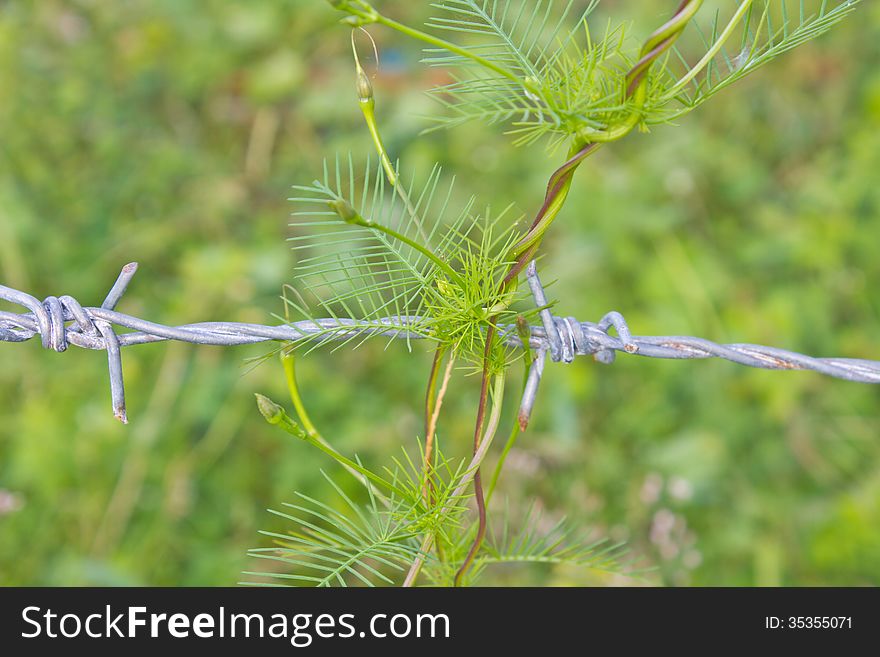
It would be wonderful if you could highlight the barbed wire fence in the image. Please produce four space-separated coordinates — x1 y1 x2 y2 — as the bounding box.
2 261 879 425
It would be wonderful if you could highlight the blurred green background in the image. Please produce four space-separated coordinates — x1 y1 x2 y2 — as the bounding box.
1 0 878 586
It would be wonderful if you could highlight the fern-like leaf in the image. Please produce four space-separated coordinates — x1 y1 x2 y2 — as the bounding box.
286 154 532 367
242 470 426 587
479 502 639 580
649 0 860 122
423 0 619 148
420 0 858 143
287 155 465 351
425 0 594 80
243 445 474 587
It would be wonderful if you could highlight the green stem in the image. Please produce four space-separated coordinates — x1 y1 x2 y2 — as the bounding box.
576 0 704 145
278 352 405 499
349 30 432 243
424 345 455 563
331 1 557 114
403 369 506 587
423 345 449 564
485 318 533 506
307 431 400 494
331 198 462 284
509 141 596 261
361 100 397 185
371 221 461 284
663 0 753 100
453 325 497 586
485 419 520 508
452 364 505 586
281 351 320 439
351 32 398 185
510 1 706 266
424 345 446 461
373 14 546 102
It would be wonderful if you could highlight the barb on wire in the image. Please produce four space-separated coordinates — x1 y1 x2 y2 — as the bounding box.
1 262 879 424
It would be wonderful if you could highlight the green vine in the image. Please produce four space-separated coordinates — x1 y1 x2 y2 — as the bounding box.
246 0 860 587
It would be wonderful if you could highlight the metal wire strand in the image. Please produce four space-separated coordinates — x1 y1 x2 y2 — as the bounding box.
1 262 879 423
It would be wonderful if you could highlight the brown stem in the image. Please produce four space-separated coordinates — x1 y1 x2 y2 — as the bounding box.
423 346 445 475
425 353 455 481
453 325 496 586
452 139 601 584
413 0 700 587
403 533 435 587
428 353 455 554
404 370 505 587
509 142 600 264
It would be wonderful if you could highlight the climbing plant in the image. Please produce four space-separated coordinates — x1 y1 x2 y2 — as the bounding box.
244 0 860 587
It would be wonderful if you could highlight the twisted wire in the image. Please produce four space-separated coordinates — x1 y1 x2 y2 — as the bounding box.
1 262 878 424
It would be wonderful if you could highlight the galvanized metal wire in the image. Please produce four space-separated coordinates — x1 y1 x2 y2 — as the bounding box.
1 262 879 424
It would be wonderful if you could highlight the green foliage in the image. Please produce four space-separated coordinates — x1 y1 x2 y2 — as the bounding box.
423 0 609 148
287 155 531 369
650 0 861 121
0 0 877 588
260 0 870 588
241 423 636 586
351 0 857 149
480 503 632 576
423 0 665 148
244 471 430 587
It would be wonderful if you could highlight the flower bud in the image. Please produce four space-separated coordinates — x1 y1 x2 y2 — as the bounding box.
255 393 284 425
255 394 308 439
515 315 532 348
356 68 374 104
328 198 363 225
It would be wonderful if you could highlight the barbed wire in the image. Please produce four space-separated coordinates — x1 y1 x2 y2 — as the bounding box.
1 262 879 425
